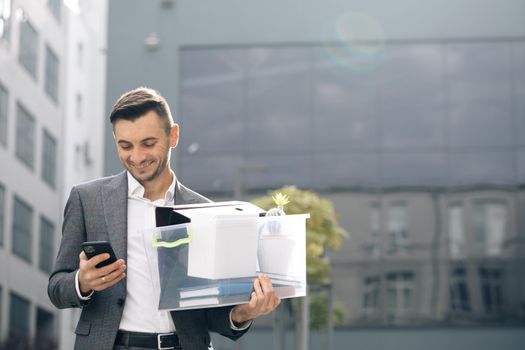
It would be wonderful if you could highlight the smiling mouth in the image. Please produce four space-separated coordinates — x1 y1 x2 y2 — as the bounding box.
132 161 154 170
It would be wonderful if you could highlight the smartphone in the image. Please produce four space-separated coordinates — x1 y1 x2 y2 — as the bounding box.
81 241 118 268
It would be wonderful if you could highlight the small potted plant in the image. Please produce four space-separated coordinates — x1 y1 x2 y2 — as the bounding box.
258 192 295 275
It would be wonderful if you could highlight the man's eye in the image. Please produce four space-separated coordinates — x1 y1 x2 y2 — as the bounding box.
120 145 131 150
144 143 156 148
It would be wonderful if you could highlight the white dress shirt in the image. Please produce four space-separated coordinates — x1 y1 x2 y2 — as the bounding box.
119 171 177 332
75 171 250 332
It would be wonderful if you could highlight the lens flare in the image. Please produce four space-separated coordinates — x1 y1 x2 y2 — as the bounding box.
321 12 386 71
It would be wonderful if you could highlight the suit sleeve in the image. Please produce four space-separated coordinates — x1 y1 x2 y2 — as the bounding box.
205 306 251 340
48 187 90 309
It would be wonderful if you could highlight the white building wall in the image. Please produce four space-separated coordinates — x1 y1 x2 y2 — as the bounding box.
60 1 108 349
0 0 107 348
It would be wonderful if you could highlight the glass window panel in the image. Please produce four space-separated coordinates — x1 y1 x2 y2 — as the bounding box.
387 202 409 254
514 42 525 147
42 129 57 188
12 196 33 262
15 102 35 170
246 47 311 152
446 43 513 148
181 48 244 82
385 271 414 318
450 267 471 311
0 82 7 146
448 204 465 259
366 204 381 257
473 201 507 257
448 151 514 186
314 153 379 190
179 154 242 194
0 183 4 246
18 18 38 78
180 81 243 154
378 45 445 149
518 150 525 183
180 49 244 153
242 154 312 191
39 216 54 273
362 276 380 316
9 292 30 336
44 45 59 103
36 307 56 343
0 0 12 42
479 267 503 314
380 152 446 188
312 47 379 151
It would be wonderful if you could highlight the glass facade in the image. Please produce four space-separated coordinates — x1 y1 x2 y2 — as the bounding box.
179 40 525 328
179 41 524 192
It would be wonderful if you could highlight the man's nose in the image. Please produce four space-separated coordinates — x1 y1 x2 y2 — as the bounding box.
130 148 147 163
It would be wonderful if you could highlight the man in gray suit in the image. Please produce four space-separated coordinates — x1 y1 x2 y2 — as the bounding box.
48 87 280 349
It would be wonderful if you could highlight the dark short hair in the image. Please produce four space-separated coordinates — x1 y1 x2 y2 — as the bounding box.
109 87 174 134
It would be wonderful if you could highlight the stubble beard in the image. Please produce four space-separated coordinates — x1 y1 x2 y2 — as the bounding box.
128 156 168 184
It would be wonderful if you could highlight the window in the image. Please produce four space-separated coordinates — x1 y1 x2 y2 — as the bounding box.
479 267 503 314
473 201 507 256
362 276 380 316
39 216 54 273
42 129 57 188
449 267 470 311
0 183 4 246
44 44 59 103
15 102 35 169
0 82 7 146
47 0 61 22
386 271 414 319
18 17 38 78
448 204 465 259
365 204 381 257
12 196 33 262
36 307 56 345
9 292 30 337
387 202 409 254
0 0 11 42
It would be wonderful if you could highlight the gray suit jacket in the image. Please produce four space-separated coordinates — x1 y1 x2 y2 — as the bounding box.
48 171 249 350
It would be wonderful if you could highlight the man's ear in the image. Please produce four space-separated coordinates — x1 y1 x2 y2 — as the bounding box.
170 123 180 148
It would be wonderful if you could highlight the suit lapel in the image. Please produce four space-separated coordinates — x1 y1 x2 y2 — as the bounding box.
102 171 128 263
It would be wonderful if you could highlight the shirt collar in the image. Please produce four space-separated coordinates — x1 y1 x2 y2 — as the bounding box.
127 171 177 203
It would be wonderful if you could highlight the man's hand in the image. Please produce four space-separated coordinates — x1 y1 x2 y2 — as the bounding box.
78 251 126 295
231 275 281 325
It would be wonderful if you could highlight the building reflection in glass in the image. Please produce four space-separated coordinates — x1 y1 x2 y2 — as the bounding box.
178 40 525 327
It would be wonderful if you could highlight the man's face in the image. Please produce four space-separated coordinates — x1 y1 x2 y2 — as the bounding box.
113 110 179 184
